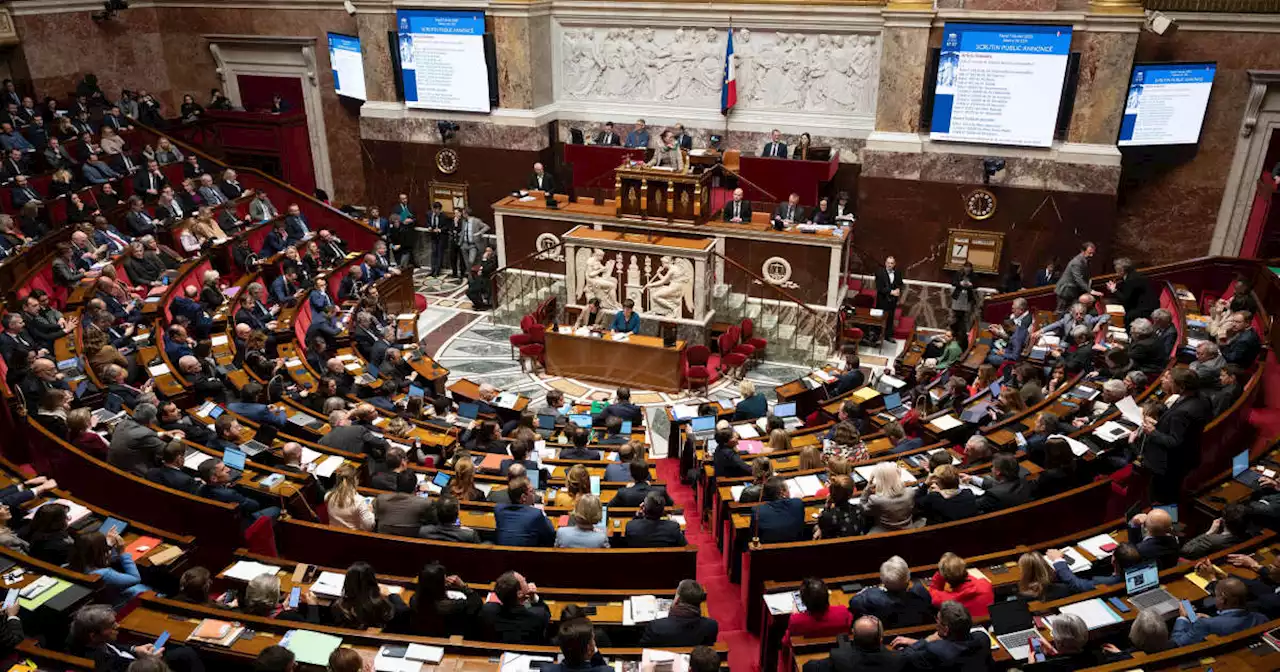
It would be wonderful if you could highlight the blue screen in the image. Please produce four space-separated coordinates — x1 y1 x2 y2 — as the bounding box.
1118 63 1215 146
1124 562 1159 595
774 402 797 418
690 416 715 432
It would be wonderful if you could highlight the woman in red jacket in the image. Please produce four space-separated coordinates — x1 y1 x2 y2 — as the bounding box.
927 552 995 619
785 578 854 644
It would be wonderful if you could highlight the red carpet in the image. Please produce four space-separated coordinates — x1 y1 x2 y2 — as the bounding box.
657 458 760 671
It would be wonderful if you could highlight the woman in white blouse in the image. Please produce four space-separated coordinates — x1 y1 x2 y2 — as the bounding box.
324 464 374 531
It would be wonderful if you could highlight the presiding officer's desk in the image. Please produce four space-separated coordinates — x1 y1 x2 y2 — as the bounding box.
545 328 687 393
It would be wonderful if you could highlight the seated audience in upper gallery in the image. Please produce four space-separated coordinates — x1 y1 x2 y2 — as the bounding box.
639 580 718 647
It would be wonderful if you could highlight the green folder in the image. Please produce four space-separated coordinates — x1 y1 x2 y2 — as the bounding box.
19 578 72 610
284 630 343 666
590 401 605 414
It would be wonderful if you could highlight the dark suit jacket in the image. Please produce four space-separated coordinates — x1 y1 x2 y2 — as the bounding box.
147 465 201 494
772 202 804 224
107 419 165 476
803 637 907 672
321 423 390 471
875 268 905 308
761 141 788 158
638 607 718 647
713 444 752 479
847 583 935 629
1222 329 1262 367
752 498 806 543
598 402 642 424
975 478 1029 513
1139 392 1212 480
1114 271 1158 323
609 482 673 508
494 503 555 547
594 131 621 146
1128 336 1168 374
623 518 686 547
832 369 866 397
733 394 768 421
478 601 551 644
527 172 557 193
722 199 753 222
900 632 992 671
1128 522 1182 569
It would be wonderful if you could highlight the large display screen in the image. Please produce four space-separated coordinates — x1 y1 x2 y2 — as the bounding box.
396 9 491 113
327 33 367 101
929 23 1073 148
1118 63 1216 147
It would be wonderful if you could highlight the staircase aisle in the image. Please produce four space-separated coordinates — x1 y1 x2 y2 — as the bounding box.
656 459 761 672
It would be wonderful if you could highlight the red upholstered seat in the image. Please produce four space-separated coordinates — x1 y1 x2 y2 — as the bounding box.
894 312 916 341
244 515 278 557
509 315 535 359
728 325 755 359
843 326 864 353
413 293 428 312
519 324 547 372
852 292 875 309
719 331 747 380
846 277 863 292
684 344 712 394
741 318 767 358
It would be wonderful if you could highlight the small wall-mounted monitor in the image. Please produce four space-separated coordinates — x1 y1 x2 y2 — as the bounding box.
1118 62 1216 147
327 33 367 101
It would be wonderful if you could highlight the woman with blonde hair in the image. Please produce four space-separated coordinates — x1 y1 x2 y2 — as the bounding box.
180 206 228 252
798 444 822 470
324 464 374 531
970 363 997 397
769 429 794 455
99 126 126 156
860 461 914 532
152 137 184 165
554 464 591 507
555 494 609 548
735 379 768 420
200 268 224 312
448 458 484 502
1016 552 1070 601
49 168 75 197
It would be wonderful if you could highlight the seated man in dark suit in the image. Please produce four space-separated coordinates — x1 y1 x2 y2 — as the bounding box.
419 495 482 544
370 446 411 491
722 188 752 223
1048 542 1142 593
805 616 905 672
831 355 866 397
624 491 686 548
559 426 601 461
1128 508 1181 569
889 601 992 669
847 555 935 629
596 387 642 425
494 477 555 547
337 265 365 302
478 570 552 644
750 476 806 543
1219 311 1262 367
771 193 804 228
147 440 201 494
608 460 673 508
259 220 290 258
596 415 630 446
966 453 1029 514
198 458 281 520
156 400 215 446
639 580 719 647
1127 317 1168 374
884 421 926 456
67 604 204 672
499 438 549 488
526 162 556 193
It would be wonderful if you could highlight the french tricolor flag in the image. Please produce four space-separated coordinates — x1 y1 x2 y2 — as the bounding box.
721 28 737 115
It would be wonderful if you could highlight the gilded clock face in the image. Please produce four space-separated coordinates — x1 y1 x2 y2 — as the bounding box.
965 188 997 220
435 148 459 175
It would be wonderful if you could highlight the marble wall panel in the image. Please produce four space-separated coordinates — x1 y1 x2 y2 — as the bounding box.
874 23 930 134
861 148 1121 194
1116 29 1280 264
362 116 550 153
1067 29 1139 146
494 15 534 110
357 12 398 103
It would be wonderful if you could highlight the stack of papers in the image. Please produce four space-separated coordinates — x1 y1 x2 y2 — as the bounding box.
1049 434 1093 457
1056 598 1123 629
497 653 555 672
494 392 520 410
188 619 245 646
790 474 824 498
729 485 746 501
853 465 917 486
642 649 691 672
1092 421 1131 442
1052 547 1092 573
1116 396 1143 425
624 595 671 624
671 404 698 421
763 591 802 615
611 332 630 342
734 425 759 439
184 451 211 470
223 560 282 581
314 455 344 478
147 364 170 377
26 499 92 525
931 415 963 431
1077 534 1118 559
310 571 346 598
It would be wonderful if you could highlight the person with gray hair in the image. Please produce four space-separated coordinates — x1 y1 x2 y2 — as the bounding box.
1107 257 1158 326
847 555 934 628
1150 307 1177 353
1113 608 1170 655
807 615 891 670
107 402 181 477
1033 302 1106 340
1124 369 1148 396
1056 323 1094 374
70 603 204 671
1034 612 1093 665
1074 379 1131 428
1189 341 1225 387
1126 317 1168 374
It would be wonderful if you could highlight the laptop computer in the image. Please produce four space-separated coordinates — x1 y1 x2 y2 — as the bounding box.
1124 562 1178 616
456 402 480 421
1234 450 1263 488
408 385 426 398
774 402 797 418
535 413 557 439
239 425 278 457
989 600 1042 661
689 415 717 441
568 414 593 429
880 392 908 419
223 447 247 479
621 420 633 434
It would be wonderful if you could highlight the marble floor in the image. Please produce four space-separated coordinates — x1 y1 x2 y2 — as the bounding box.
411 268 909 454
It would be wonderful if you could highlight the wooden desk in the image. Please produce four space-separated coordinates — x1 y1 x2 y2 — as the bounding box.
545 330 686 392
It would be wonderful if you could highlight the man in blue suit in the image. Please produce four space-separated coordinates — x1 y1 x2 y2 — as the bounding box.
610 299 640 334
1172 577 1268 646
597 387 642 425
1047 542 1140 593
270 268 299 306
494 477 555 547
226 382 288 427
164 324 195 362
260 220 290 258
284 204 311 242
750 477 805 543
198 457 280 521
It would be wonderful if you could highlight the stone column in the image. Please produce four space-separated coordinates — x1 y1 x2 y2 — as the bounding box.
1067 14 1143 145
492 3 553 111
354 0 397 103
874 5 935 135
